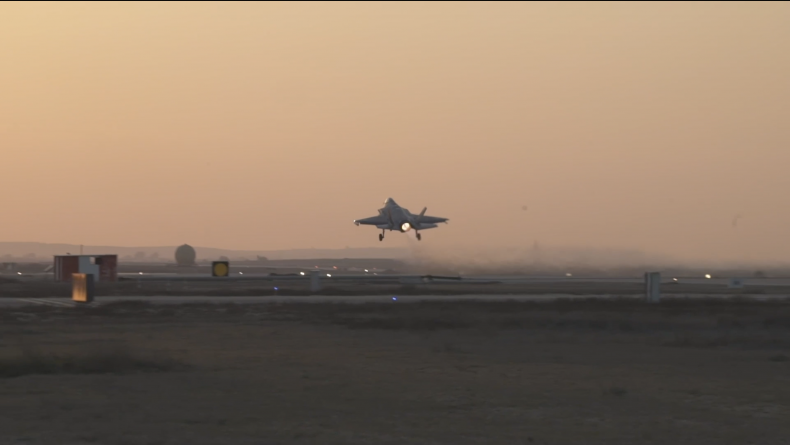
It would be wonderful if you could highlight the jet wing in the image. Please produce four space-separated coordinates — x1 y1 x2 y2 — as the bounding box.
417 215 448 224
413 223 439 230
354 215 388 226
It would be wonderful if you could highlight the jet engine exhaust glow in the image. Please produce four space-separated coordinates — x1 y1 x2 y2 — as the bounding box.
401 222 411 232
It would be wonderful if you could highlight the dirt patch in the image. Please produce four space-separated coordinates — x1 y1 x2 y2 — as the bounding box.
1 299 789 444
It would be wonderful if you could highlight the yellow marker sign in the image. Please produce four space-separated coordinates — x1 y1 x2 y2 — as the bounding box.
72 273 95 303
212 261 229 277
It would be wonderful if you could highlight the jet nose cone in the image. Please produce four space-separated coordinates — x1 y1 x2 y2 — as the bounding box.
385 197 396 205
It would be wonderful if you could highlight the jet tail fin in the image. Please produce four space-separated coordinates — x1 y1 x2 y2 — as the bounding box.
414 207 427 226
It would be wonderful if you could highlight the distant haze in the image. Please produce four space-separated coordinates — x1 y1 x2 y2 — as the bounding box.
1 2 788 264
0 242 408 262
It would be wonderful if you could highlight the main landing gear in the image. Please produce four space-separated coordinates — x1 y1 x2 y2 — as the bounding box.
378 230 421 241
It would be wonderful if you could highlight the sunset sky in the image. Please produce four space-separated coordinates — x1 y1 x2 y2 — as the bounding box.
1 1 789 263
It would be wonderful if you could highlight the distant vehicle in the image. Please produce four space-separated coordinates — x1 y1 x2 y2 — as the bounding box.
354 198 449 241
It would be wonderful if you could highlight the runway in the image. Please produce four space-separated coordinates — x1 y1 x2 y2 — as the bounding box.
11 269 790 287
105 273 790 287
3 292 788 308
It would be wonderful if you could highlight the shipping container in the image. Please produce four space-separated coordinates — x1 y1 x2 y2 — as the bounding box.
53 255 118 282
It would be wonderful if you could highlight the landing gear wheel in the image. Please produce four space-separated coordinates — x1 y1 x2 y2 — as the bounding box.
379 234 384 242
416 233 422 241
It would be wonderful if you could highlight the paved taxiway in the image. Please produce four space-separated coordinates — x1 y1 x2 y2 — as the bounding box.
3 293 789 308
1 294 633 308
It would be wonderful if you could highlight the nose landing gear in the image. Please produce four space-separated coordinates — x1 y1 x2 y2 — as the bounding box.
416 232 421 241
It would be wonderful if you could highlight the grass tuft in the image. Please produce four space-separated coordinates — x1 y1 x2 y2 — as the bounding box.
605 386 628 397
0 346 184 378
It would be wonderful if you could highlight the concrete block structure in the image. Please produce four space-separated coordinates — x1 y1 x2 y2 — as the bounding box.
645 272 661 303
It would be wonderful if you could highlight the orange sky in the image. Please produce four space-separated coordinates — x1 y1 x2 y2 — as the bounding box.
1 1 789 263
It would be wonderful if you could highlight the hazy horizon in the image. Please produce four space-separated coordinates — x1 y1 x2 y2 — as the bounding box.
2 2 789 264
2 240 788 270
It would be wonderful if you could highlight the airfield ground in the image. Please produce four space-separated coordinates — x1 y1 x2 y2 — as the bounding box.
2 277 790 300
1 297 790 445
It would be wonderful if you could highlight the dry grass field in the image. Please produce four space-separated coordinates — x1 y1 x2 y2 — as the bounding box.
1 299 790 445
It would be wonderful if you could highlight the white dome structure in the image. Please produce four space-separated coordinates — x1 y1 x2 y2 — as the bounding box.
175 244 196 266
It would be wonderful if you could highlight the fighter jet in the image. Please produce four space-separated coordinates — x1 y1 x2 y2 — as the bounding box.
354 198 449 241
